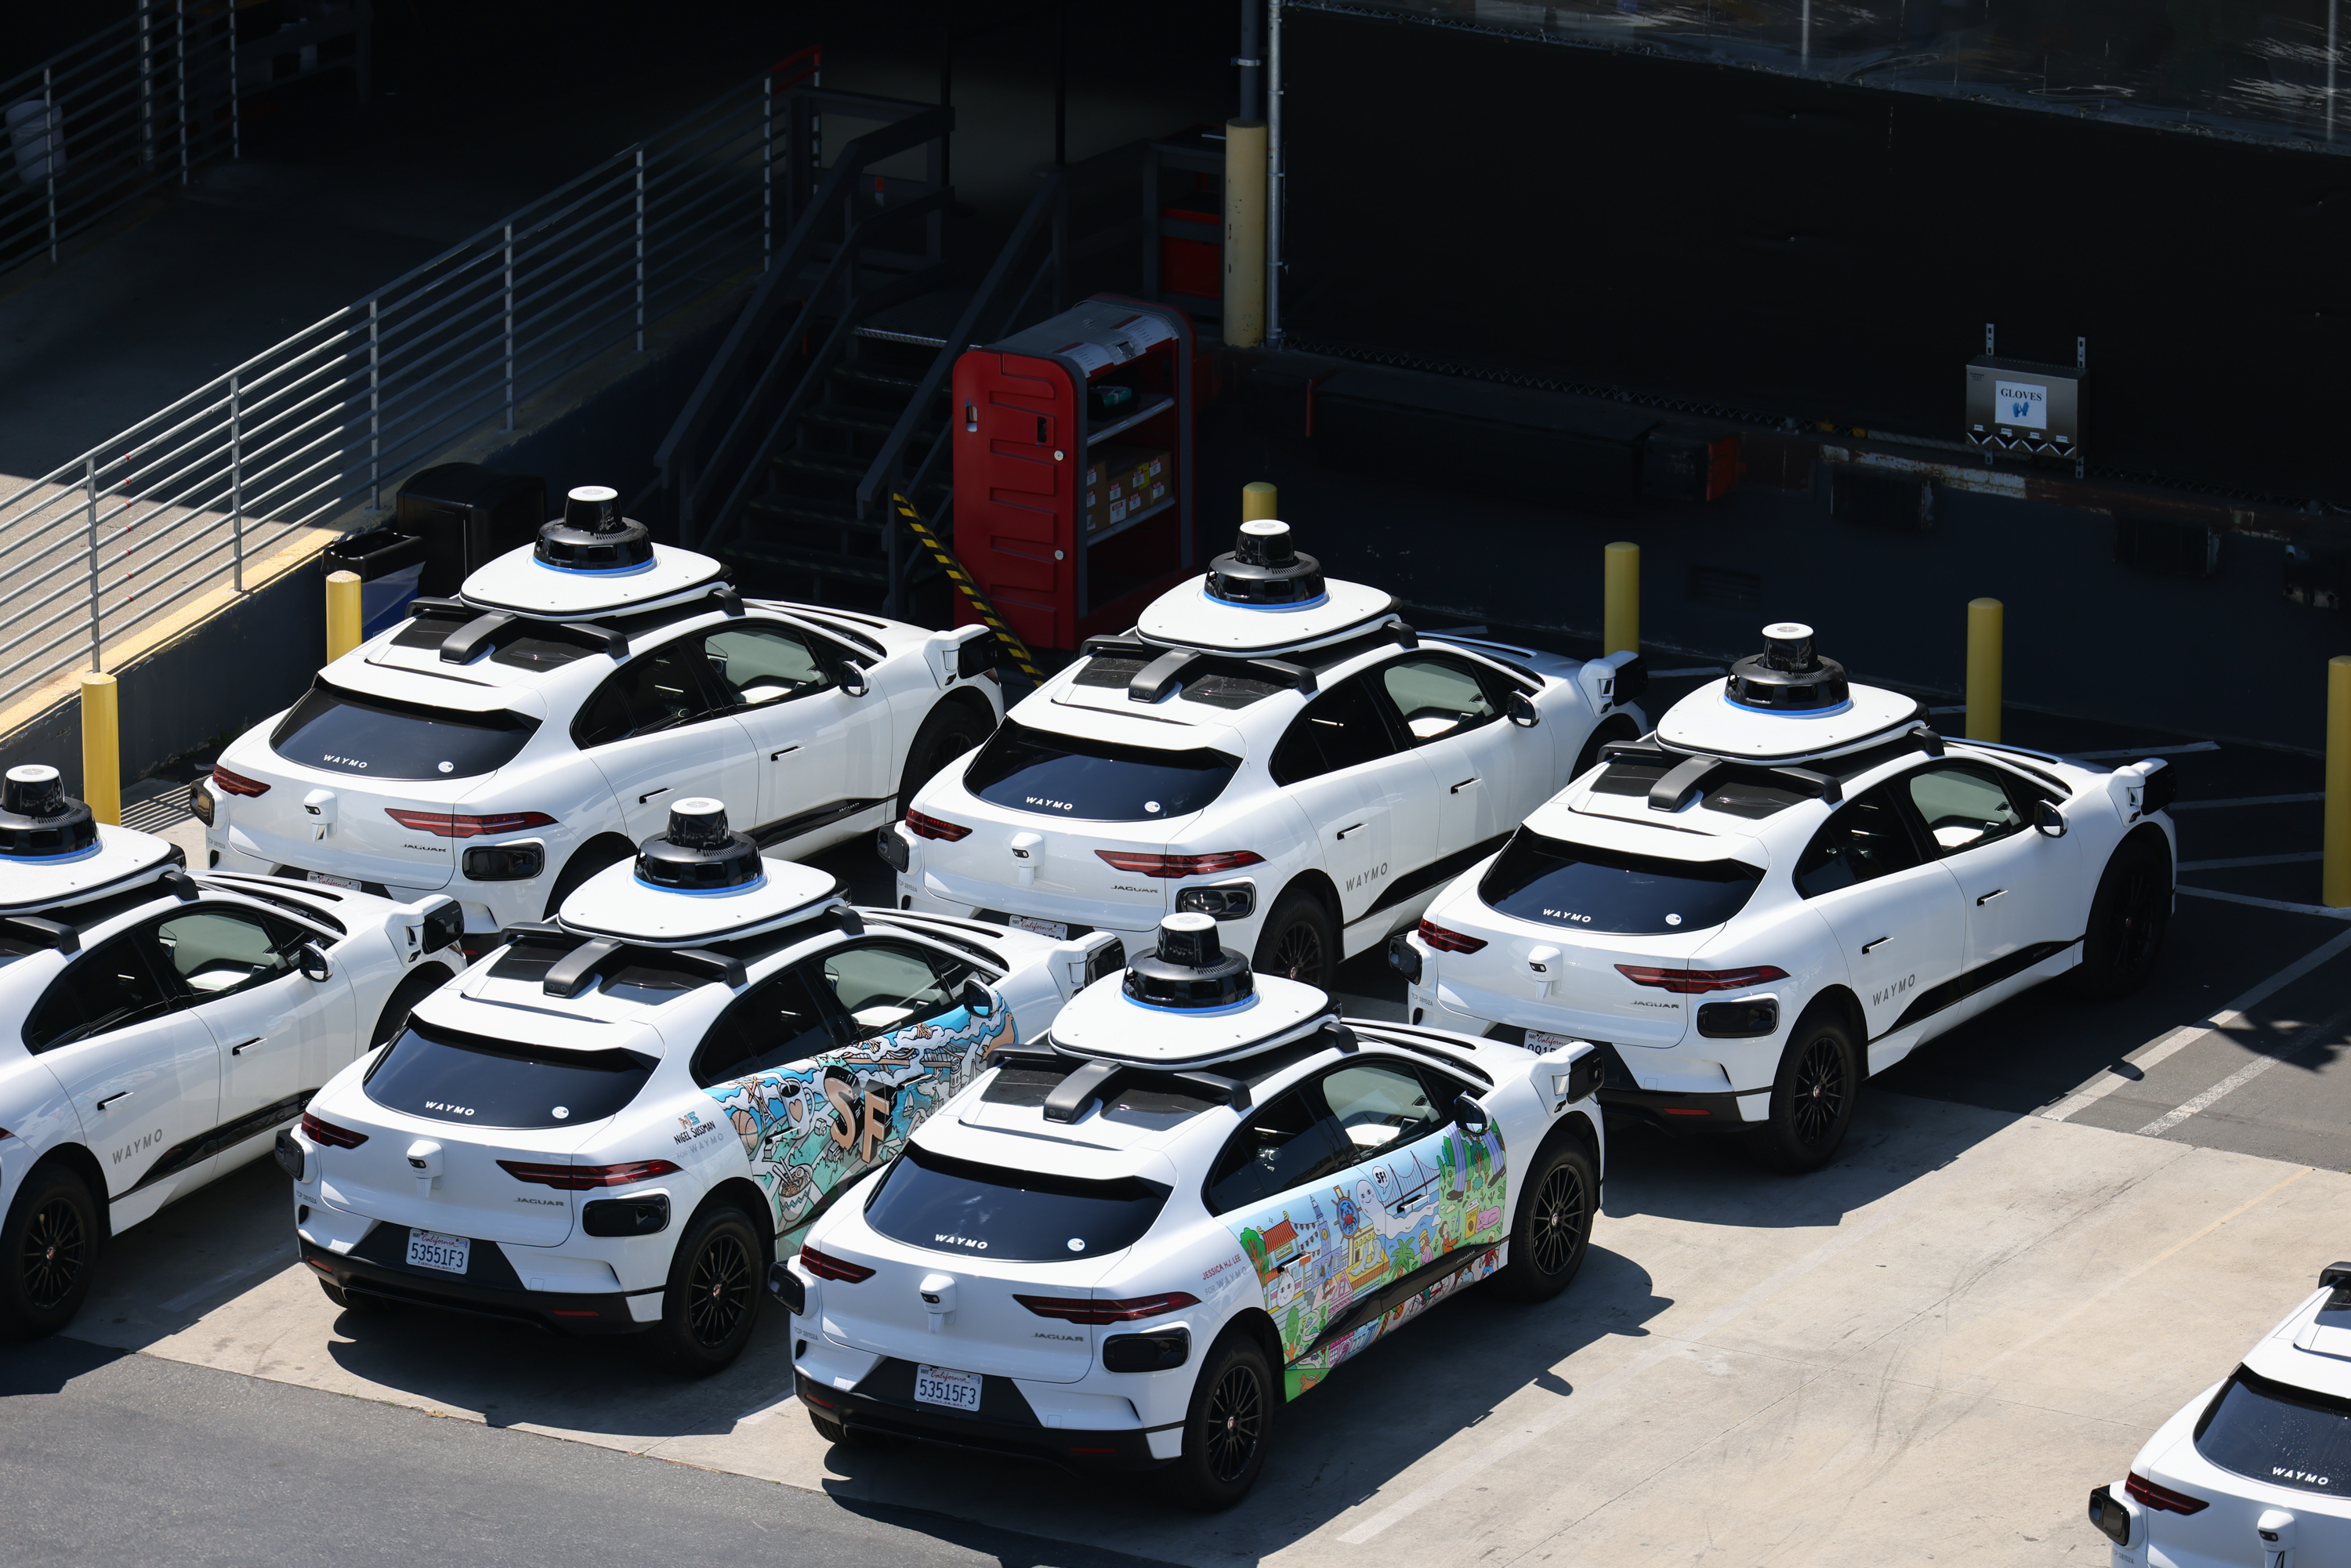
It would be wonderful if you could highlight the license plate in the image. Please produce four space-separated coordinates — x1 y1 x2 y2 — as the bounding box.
306 870 360 891
1527 1029 1581 1052
405 1228 470 1274
913 1363 983 1412
1007 914 1069 940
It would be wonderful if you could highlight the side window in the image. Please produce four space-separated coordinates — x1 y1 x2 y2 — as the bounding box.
817 941 970 1037
1902 762 2027 855
1317 1061 1444 1164
1269 675 1403 786
154 908 295 1001
572 643 723 749
1378 655 1500 744
690 963 836 1087
697 622 830 711
24 933 176 1053
1793 784 1925 899
1205 1088 1350 1214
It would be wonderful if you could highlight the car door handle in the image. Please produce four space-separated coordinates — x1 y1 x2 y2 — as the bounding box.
1335 822 1364 840
1450 777 1480 794
770 744 800 761
229 1037 263 1056
1860 936 1891 954
96 1090 133 1110
639 786 670 805
1976 889 2007 905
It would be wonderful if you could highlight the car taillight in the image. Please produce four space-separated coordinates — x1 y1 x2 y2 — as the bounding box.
1015 1292 1201 1324
212 766 270 798
1416 920 1488 954
904 809 971 842
1614 965 1789 995
2125 1472 2208 1515
1095 850 1266 878
496 1159 680 1190
385 809 557 838
299 1112 368 1149
799 1245 875 1283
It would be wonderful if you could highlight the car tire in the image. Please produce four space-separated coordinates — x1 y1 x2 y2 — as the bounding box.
1750 1005 1860 1174
317 1279 395 1316
649 1204 763 1378
1155 1329 1277 1512
1491 1135 1596 1302
370 964 455 1047
0 1164 100 1338
897 699 995 815
544 838 634 919
2068 837 2171 1002
1252 890 1335 988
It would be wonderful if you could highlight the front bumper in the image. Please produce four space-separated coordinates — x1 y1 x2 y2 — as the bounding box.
799 1364 1170 1472
299 1235 648 1336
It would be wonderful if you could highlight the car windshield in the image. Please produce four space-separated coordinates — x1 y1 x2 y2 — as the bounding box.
363 1021 654 1129
2194 1365 2351 1497
963 719 1239 822
1479 830 1765 935
270 682 538 780
863 1141 1170 1262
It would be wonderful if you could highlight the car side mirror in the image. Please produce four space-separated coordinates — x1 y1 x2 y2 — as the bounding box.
298 944 334 983
1452 1092 1490 1135
2034 799 2067 838
1505 690 1539 728
833 660 870 697
959 975 996 1015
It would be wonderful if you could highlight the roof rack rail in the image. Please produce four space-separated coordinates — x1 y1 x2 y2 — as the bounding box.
1076 637 1320 704
494 922 748 997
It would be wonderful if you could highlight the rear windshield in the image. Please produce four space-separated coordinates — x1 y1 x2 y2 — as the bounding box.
1478 830 1765 935
363 1021 654 1128
863 1141 1170 1262
964 719 1238 822
2195 1365 2351 1497
271 683 538 780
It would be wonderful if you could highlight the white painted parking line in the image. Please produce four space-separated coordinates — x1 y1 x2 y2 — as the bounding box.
2067 741 2221 760
1927 704 1967 715
158 1244 296 1313
2179 852 2324 871
1646 666 1725 679
2135 1000 2351 1139
2039 925 2351 1121
2169 792 2327 810
2179 887 2351 919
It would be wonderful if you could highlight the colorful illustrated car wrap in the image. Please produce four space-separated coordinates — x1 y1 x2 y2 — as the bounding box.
1228 1122 1509 1398
704 1004 1016 1234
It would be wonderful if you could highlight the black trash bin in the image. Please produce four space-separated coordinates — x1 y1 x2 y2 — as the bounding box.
395 463 547 597
322 524 429 638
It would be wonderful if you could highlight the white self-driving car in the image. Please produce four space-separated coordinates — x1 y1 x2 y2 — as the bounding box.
202 486 1004 948
773 911 1604 1510
0 763 463 1337
2088 1261 2351 1566
888 520 1645 987
288 798 1120 1374
1396 622 2177 1171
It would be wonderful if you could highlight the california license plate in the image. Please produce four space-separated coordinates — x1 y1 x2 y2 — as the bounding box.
913 1363 983 1412
1527 1029 1581 1052
405 1228 469 1274
306 870 360 891
1007 914 1069 940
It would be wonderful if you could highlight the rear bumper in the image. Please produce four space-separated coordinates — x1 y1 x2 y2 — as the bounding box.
299 1238 646 1336
800 1367 1168 1472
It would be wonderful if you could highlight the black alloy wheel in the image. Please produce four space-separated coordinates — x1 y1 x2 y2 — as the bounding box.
686 1231 754 1348
1203 1362 1266 1483
1157 1333 1276 1511
650 1205 765 1376
1494 1139 1597 1301
1788 1034 1849 1147
1528 1162 1588 1276
1253 891 1335 990
1752 1009 1860 1174
1 1165 100 1337
2111 860 2163 972
1268 923 1324 985
20 1196 85 1312
2068 838 2172 1001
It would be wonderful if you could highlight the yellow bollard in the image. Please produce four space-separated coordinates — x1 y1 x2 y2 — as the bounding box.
1603 541 1639 654
326 569 363 663
1241 481 1279 522
80 672 119 827
2326 654 2351 908
1222 118 1267 349
1966 597 2004 743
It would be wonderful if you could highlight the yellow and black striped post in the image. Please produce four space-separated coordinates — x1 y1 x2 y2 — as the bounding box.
892 493 1044 683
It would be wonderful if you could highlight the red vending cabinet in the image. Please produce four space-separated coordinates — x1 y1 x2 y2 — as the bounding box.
951 296 1195 650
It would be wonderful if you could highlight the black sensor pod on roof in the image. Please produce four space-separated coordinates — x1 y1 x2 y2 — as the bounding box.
634 798 764 891
0 765 96 860
1124 912 1255 1009
1204 520 1326 607
535 484 654 572
1726 622 1851 712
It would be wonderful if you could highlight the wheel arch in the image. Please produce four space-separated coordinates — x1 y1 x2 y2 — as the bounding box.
1270 869 1342 933
693 1175 779 1267
1573 712 1641 780
1802 984 1868 1056
1216 1304 1287 1375
2117 820 2175 878
20 1143 114 1244
545 833 636 918
370 961 459 1045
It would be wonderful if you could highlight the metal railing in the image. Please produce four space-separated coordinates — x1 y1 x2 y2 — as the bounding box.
0 60 817 716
